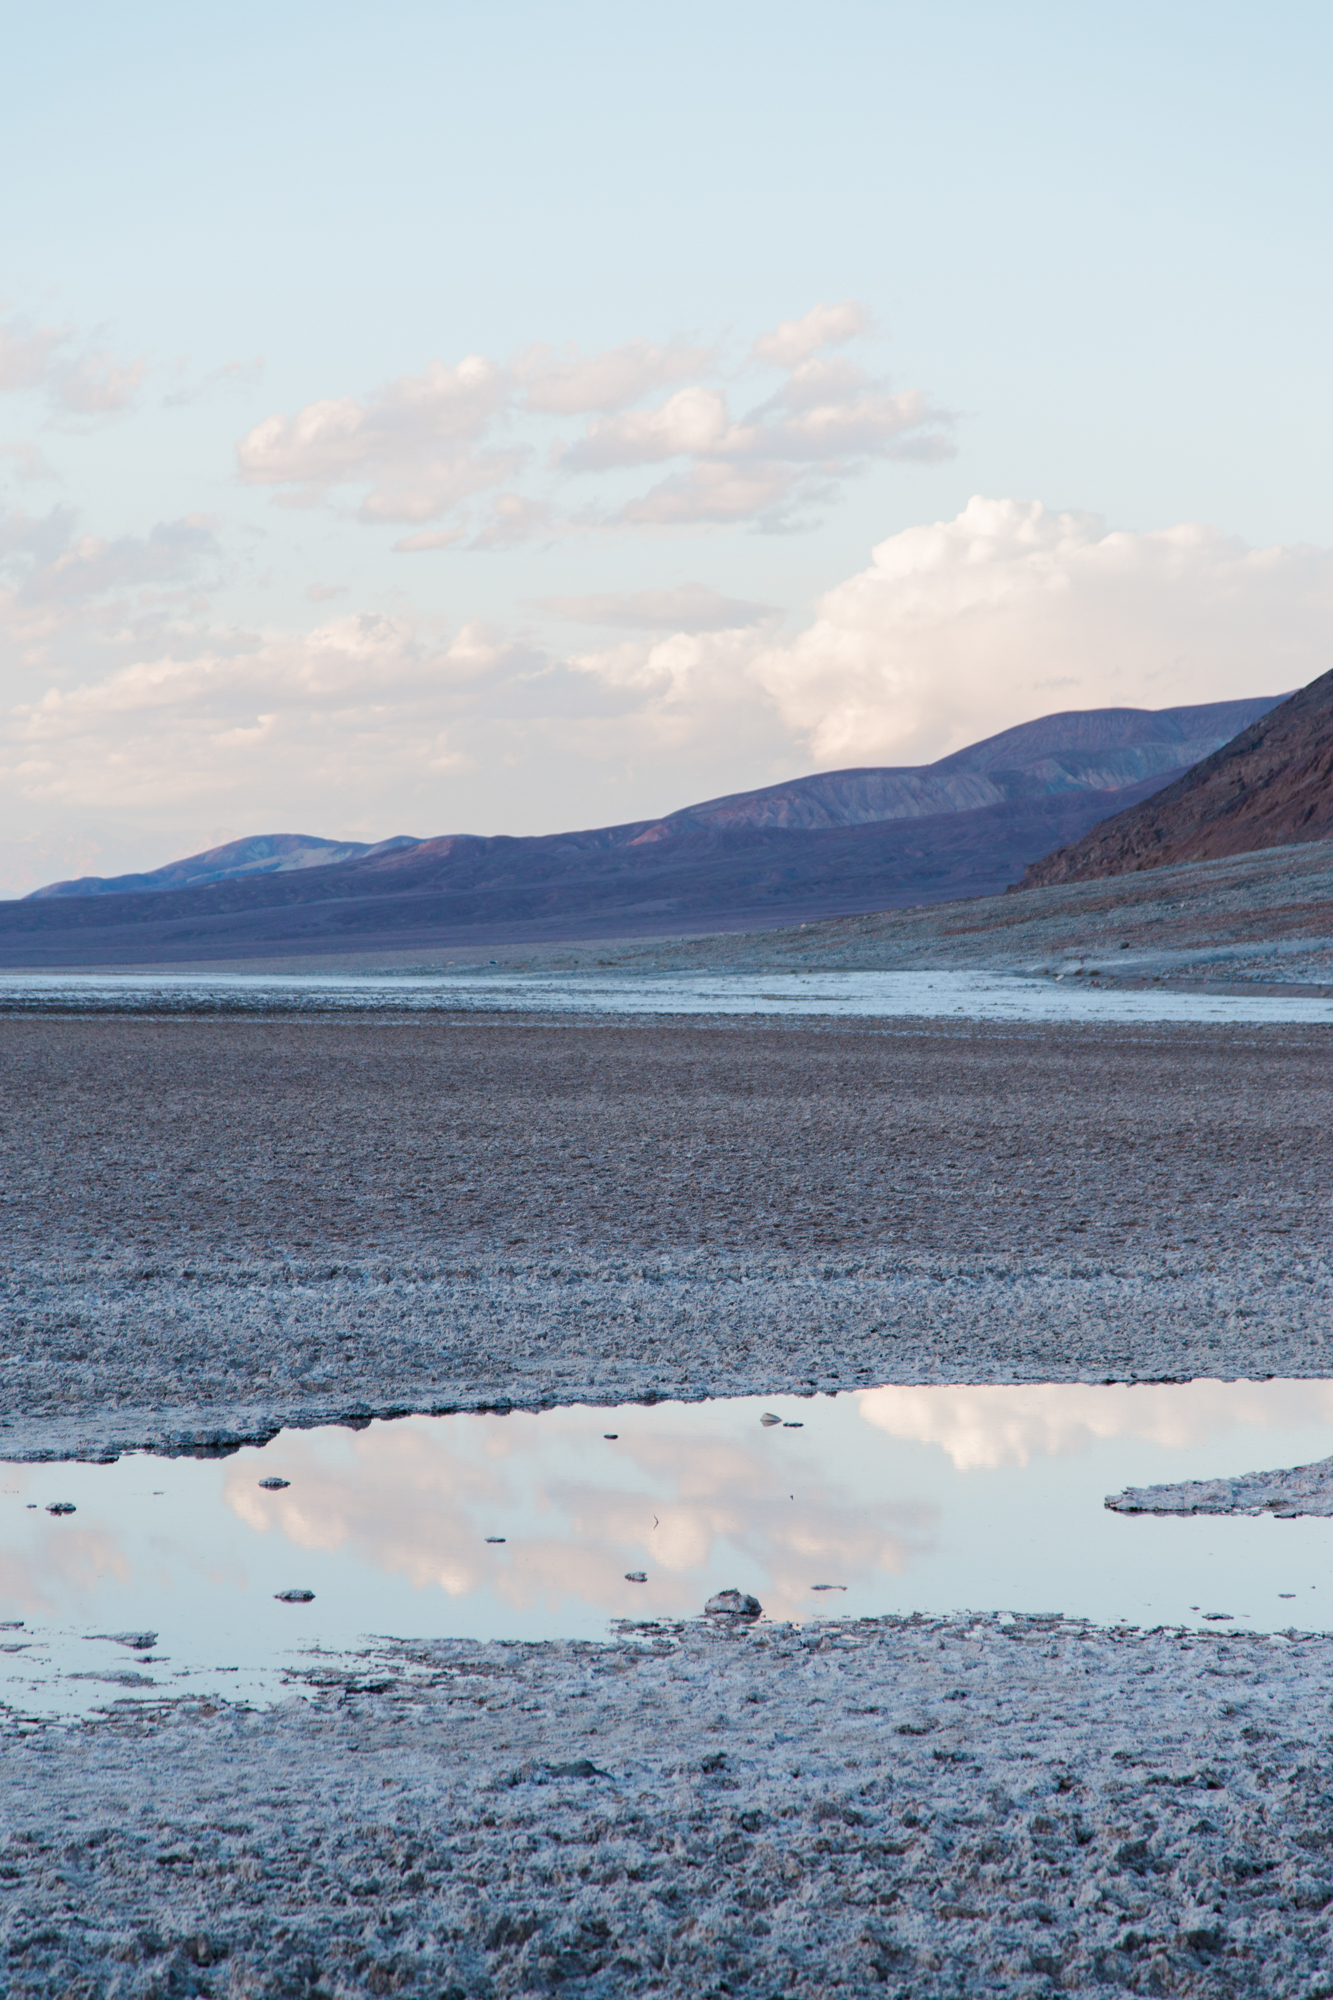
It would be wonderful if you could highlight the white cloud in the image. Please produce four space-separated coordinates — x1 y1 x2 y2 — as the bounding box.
0 320 68 393
237 356 514 522
514 338 714 414
0 442 59 483
393 527 468 554
233 308 951 539
561 386 732 471
745 496 1333 765
3 495 1323 894
751 300 871 368
0 507 219 607
0 313 145 417
543 583 775 631
52 349 145 414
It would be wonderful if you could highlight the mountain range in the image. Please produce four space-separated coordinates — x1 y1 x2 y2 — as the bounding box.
2 693 1281 965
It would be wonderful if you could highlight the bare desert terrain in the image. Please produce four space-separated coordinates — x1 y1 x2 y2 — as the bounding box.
2 986 1331 1995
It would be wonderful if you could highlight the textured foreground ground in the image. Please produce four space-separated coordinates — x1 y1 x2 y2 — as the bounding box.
5 1614 1333 1998
1 1011 1331 1459
4 1007 1332 1994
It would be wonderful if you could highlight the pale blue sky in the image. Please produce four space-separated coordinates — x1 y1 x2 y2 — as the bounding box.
2 1 1330 888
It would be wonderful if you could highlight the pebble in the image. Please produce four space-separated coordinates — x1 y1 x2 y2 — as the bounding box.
257 1477 290 1490
624 1571 647 1583
274 1589 315 1603
45 1502 76 1515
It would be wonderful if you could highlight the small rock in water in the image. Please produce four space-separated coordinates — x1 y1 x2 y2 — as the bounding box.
274 1589 315 1603
811 1583 846 1592
603 1433 618 1440
46 1502 76 1515
91 1631 158 1650
485 1536 506 1544
705 1588 762 1620
624 1571 647 1583
1202 1611 1234 1621
783 1421 803 1429
258 1477 290 1490
760 1413 782 1427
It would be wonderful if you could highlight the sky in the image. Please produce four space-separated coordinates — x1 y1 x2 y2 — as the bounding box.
2 0 1331 893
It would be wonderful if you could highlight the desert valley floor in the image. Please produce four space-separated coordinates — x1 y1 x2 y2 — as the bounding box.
2 945 1332 1995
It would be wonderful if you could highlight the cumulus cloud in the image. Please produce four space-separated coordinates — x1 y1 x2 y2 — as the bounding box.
0 442 59 483
543 583 775 631
53 349 145 414
237 356 515 522
4 494 1325 895
0 313 144 417
0 507 219 607
234 307 951 540
751 299 871 368
561 386 733 472
0 320 67 393
743 496 1333 765
514 337 714 414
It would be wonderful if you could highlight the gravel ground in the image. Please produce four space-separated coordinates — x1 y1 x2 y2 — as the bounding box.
5 1612 1333 1998
1 1012 1331 1460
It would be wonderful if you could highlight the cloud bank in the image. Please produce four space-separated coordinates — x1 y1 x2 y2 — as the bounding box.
1 494 1327 892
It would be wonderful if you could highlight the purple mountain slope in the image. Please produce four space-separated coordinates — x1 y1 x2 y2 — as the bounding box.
31 832 420 899
2 694 1281 966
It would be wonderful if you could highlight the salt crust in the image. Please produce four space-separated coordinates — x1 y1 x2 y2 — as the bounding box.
1109 1457 1333 1519
2 1613 1331 1996
3 1248 1331 1462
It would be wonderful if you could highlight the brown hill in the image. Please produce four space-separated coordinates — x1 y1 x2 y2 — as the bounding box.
1017 666 1333 890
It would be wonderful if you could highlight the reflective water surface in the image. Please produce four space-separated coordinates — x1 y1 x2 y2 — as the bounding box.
4 1379 1333 1717
3 969 1331 1025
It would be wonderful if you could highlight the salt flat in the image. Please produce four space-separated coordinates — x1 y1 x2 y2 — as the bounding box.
2 993 1331 1994
3 964 1333 1023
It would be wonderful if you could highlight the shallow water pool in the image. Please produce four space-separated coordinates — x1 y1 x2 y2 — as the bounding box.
3 968 1331 1025
4 1378 1332 1717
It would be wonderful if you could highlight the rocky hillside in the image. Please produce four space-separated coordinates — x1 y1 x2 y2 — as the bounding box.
1018 667 1333 889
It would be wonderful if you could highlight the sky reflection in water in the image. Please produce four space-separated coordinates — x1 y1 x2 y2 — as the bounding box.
4 1378 1333 1716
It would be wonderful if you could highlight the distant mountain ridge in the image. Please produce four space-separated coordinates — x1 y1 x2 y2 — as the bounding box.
1018 670 1333 889
0 692 1282 965
30 831 419 899
26 693 1278 899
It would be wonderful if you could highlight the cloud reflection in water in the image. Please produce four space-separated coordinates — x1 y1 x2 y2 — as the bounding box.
223 1412 937 1622
857 1381 1333 1471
